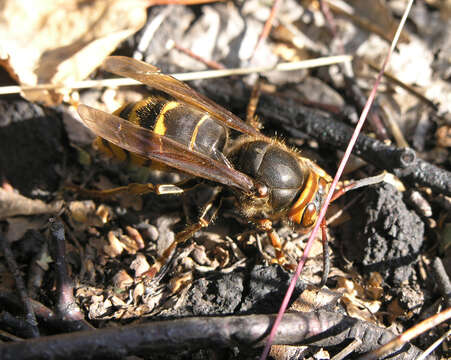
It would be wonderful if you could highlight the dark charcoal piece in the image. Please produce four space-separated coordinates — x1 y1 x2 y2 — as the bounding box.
0 99 65 196
238 265 306 313
176 271 245 317
345 183 425 285
160 265 305 318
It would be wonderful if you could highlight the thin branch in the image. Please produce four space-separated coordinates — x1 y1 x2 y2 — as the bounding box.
49 219 85 322
0 234 39 338
0 289 93 333
0 311 430 360
431 257 451 309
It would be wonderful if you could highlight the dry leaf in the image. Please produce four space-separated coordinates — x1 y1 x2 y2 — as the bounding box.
335 276 382 324
424 0 451 17
386 298 408 324
130 253 151 277
105 231 125 257
436 125 451 147
69 200 111 228
291 286 342 312
0 188 63 219
0 0 148 105
113 269 134 290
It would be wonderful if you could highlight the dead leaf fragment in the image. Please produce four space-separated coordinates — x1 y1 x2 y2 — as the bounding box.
69 200 110 227
291 286 342 312
105 231 125 257
113 269 134 290
126 226 145 249
436 125 451 147
336 276 382 324
130 254 151 277
0 0 148 105
0 188 63 219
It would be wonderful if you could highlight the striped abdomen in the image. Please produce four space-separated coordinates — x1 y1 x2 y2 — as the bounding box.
95 92 229 168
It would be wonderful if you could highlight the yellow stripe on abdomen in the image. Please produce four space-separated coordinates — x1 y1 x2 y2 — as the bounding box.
154 101 179 135
189 114 209 150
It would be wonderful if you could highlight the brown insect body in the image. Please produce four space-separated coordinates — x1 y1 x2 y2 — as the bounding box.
78 56 332 263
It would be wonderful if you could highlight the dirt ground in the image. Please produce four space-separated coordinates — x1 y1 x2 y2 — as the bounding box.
0 1 450 359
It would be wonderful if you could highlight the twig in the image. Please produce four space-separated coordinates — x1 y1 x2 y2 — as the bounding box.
431 257 451 309
0 329 24 342
0 234 39 338
0 312 34 339
343 75 389 141
271 106 451 196
325 1 408 45
49 219 85 322
331 338 362 360
0 311 431 360
0 290 92 333
319 0 343 54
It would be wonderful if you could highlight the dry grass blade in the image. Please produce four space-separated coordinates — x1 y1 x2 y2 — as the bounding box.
0 55 352 95
358 307 451 360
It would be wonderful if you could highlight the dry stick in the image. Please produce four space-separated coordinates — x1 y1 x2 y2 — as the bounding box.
0 311 429 360
431 257 451 309
259 1 415 359
343 75 389 141
0 234 39 338
0 311 34 339
359 307 451 360
319 2 388 141
0 329 24 342
320 0 339 42
257 99 451 196
331 338 362 360
0 289 92 332
49 219 85 322
325 0 407 45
